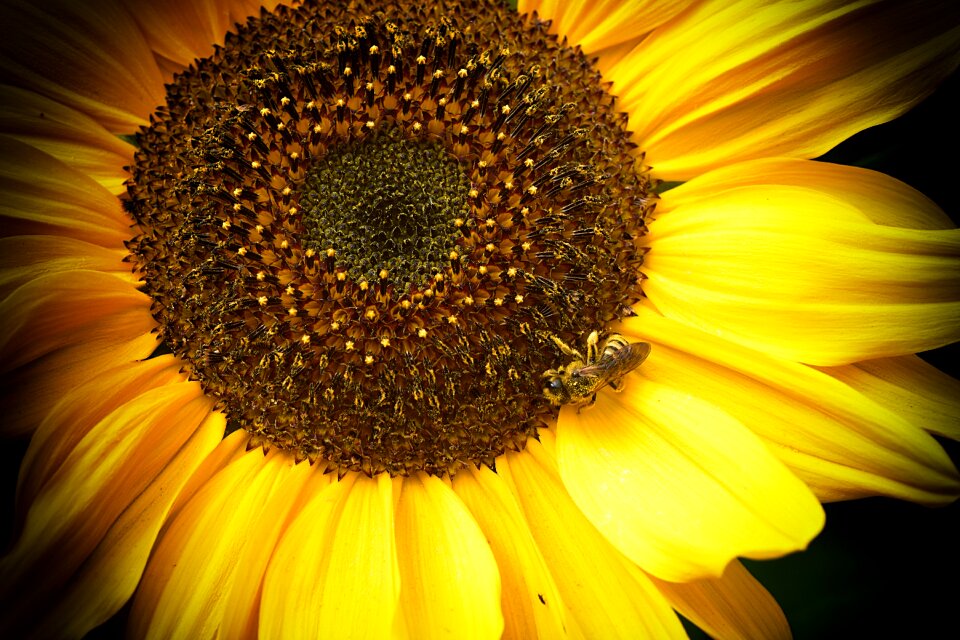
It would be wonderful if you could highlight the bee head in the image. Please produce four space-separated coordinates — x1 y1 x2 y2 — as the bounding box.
541 372 569 405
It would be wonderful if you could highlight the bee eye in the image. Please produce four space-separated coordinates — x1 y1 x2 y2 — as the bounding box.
546 378 564 392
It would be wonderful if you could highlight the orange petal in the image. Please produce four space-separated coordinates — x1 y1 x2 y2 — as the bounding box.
130 449 315 640
14 355 183 523
0 85 134 194
0 380 212 634
123 0 239 71
819 355 960 442
0 136 132 246
501 436 686 638
394 473 503 640
0 0 166 133
518 0 697 61
27 411 224 639
556 377 823 581
651 561 790 640
0 235 135 302
260 473 399 640
621 305 960 505
0 270 158 437
608 0 960 180
644 182 960 365
452 465 569 640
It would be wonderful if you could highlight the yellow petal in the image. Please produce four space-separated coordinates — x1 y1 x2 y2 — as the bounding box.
394 473 503 640
0 0 165 133
28 411 224 639
260 473 399 640
130 451 293 638
555 376 824 581
452 465 570 640
0 85 133 194
0 136 132 245
621 305 960 505
659 157 955 230
502 435 686 638
651 561 790 640
518 0 696 57
14 355 182 518
644 185 960 365
608 0 960 179
819 355 960 442
0 381 212 633
0 235 135 302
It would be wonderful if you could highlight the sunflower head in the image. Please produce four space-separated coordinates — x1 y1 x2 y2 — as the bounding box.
123 3 652 476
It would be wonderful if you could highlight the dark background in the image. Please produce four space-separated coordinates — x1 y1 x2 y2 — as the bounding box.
1 41 957 640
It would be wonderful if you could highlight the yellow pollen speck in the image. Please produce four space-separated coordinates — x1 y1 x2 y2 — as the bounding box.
497 132 506 140
494 297 504 306
365 309 376 319
471 99 480 108
416 55 426 64
453 218 464 227
485 243 496 252
288 307 298 316
282 186 292 196
449 251 459 260
258 295 268 306
251 161 261 169
238 247 247 256
330 321 340 330
501 105 511 115
504 180 514 190
337 98 345 107
485 218 495 227
380 337 390 347
255 224 264 233
401 300 412 309
446 315 458 324
259 108 270 116
313 123 322 133
247 132 257 140
522 241 532 251
305 248 315 257
280 96 291 106
515 294 524 303
469 188 479 198
232 187 243 196
277 123 285 131
327 248 336 257
463 295 474 305
233 203 242 211
343 66 353 76
412 122 422 132
280 239 289 250
301 334 311 345
290 152 299 160
524 158 534 168
286 285 295 295
370 45 379 54
379 269 390 279
345 340 355 351
438 97 448 106
423 288 434 297
366 120 376 129
478 265 488 275
417 328 427 338
337 272 346 281
359 280 369 291
520 207 530 216
403 92 412 101
288 207 298 215
222 220 231 230
478 160 487 168
433 70 444 80
366 82 374 90
307 100 315 108
388 65 396 74
460 125 469 134
527 185 538 195
256 271 266 281
458 68 468 77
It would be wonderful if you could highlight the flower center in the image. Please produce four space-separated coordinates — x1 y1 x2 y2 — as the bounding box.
301 127 467 289
125 0 653 476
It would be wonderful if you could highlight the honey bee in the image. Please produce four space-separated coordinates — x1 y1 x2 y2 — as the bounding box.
542 330 651 410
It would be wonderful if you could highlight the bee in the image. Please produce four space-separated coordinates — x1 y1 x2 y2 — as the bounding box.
542 330 651 410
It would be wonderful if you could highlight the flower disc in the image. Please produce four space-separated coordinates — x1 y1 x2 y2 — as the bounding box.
126 0 653 476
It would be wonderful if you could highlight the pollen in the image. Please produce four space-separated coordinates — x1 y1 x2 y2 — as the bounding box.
125 3 653 477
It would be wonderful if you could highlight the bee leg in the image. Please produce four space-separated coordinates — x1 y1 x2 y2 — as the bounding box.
576 393 598 413
549 334 584 360
609 377 626 393
585 330 600 365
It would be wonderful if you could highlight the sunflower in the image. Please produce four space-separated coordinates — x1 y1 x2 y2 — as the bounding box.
1 0 959 637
